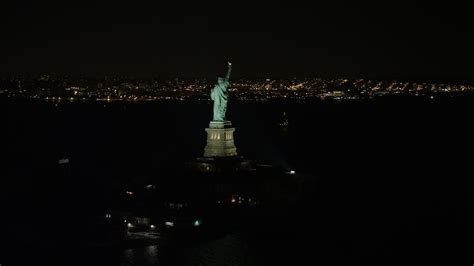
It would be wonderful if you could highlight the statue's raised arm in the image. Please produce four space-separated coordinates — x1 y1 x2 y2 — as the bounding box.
225 62 232 82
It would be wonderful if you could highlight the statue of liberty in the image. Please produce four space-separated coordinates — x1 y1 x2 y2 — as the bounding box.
211 62 232 121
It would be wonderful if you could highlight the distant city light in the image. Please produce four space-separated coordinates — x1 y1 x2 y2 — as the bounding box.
127 223 132 227
194 219 202 227
150 224 155 229
165 221 174 227
58 158 69 165
290 170 296 174
4 77 470 103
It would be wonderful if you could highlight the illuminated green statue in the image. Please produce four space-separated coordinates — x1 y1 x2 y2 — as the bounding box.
211 62 232 121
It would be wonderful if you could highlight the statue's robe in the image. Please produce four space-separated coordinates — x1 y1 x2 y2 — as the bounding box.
211 82 228 121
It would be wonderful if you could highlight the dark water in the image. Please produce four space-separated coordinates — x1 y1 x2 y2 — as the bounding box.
2 97 472 265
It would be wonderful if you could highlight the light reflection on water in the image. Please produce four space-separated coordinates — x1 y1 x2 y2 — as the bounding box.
121 245 160 266
118 233 252 266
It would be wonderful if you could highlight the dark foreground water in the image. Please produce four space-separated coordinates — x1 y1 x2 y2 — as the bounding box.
1 97 472 265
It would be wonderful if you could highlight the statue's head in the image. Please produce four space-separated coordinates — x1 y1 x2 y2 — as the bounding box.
217 77 226 85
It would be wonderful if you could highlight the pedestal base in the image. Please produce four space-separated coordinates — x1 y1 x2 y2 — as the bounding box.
203 121 237 157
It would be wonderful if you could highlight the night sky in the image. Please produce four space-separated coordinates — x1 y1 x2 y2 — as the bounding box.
2 1 473 80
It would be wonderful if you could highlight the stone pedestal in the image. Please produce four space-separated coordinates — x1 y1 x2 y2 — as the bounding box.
203 121 237 157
